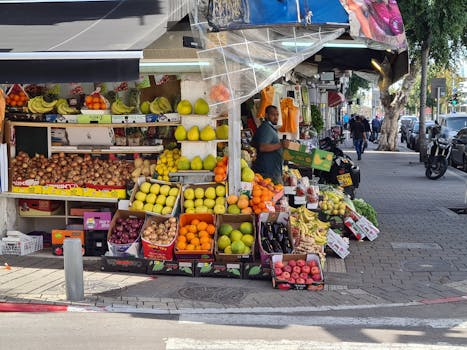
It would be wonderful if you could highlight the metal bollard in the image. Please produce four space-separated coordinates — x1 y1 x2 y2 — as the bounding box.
63 238 84 301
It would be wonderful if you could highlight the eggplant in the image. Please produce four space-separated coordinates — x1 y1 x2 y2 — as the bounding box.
281 236 293 253
261 237 274 253
271 239 283 253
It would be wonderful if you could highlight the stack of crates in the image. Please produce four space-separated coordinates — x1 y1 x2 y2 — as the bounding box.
83 212 112 256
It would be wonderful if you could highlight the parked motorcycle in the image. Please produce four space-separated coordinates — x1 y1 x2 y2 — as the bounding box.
425 125 452 180
314 137 360 199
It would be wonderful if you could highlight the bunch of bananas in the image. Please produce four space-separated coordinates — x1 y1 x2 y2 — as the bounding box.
56 99 79 115
149 96 172 114
111 99 134 115
27 96 58 114
290 206 329 245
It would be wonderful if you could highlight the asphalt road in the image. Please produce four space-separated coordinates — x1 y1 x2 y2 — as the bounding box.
1 302 467 350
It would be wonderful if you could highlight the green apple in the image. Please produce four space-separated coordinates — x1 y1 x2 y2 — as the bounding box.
160 185 171 196
204 187 216 199
131 200 144 211
194 198 204 208
168 187 179 197
150 183 160 195
156 194 166 205
135 191 147 202
143 203 154 212
165 195 176 207
140 182 151 194
184 188 195 200
152 203 163 214
161 206 173 215
194 188 204 199
216 185 226 197
146 193 157 204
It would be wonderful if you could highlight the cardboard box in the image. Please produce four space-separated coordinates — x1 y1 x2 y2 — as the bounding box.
140 215 177 260
77 115 112 124
311 149 333 172
70 207 100 216
85 230 108 256
83 184 126 199
215 214 255 263
107 210 145 257
147 260 194 277
112 115 147 124
180 182 220 214
270 254 325 291
174 213 215 262
83 212 112 231
46 114 78 123
43 183 83 197
18 199 63 216
101 256 148 274
128 178 180 217
67 127 114 146
51 229 85 256
194 261 243 279
282 140 307 152
243 263 271 280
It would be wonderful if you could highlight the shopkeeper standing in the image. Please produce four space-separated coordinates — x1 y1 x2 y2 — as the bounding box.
251 105 283 184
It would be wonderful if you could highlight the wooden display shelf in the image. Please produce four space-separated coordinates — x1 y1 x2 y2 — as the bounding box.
17 215 83 219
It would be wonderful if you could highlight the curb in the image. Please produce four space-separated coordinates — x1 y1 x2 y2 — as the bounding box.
2 295 467 314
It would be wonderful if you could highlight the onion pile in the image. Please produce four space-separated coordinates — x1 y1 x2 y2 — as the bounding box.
109 217 144 245
11 152 133 186
142 217 177 245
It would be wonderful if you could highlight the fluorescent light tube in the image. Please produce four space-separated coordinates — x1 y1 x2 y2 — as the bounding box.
0 51 142 60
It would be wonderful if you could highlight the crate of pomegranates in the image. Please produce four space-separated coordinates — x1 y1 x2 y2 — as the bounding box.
107 210 145 257
270 253 324 291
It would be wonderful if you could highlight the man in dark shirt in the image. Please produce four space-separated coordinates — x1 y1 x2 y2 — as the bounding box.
252 105 283 184
350 115 366 160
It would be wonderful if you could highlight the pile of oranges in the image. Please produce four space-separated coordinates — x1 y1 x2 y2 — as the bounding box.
84 94 108 110
176 219 216 252
249 174 284 214
213 156 228 183
6 91 28 108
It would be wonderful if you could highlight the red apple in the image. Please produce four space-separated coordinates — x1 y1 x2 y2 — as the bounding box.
288 278 296 284
291 272 300 280
276 274 287 281
54 247 63 255
305 278 314 284
281 271 291 279
301 266 311 274
274 261 284 269
283 265 292 273
296 278 305 284
293 266 301 274
308 260 318 267
312 273 322 281
311 266 320 275
299 272 308 280
274 267 283 276
296 259 306 267
288 260 297 267
278 284 291 290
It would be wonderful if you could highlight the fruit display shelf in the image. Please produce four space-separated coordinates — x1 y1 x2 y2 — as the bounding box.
50 145 164 154
0 192 119 203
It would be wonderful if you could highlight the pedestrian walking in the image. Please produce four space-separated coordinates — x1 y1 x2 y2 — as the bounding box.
361 116 371 153
371 115 382 143
350 115 366 160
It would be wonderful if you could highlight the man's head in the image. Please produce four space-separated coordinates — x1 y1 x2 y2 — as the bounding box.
265 105 279 125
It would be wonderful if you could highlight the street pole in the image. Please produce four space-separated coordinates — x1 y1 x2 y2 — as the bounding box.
64 238 84 301
436 87 440 122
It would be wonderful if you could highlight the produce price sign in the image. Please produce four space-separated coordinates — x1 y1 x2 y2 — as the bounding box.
327 229 349 259
343 217 366 240
356 216 379 241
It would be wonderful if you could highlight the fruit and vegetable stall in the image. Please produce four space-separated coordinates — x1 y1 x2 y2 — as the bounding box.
0 76 379 291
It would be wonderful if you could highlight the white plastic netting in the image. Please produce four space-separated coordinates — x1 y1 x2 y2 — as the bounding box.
188 0 345 107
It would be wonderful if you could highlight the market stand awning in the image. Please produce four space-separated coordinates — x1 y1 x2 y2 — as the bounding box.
0 0 189 83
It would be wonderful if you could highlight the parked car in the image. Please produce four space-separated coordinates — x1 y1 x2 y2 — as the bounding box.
439 114 467 141
450 127 467 172
399 115 418 143
407 120 435 151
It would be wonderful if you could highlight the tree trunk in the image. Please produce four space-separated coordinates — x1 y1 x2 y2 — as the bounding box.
377 60 418 151
418 37 431 162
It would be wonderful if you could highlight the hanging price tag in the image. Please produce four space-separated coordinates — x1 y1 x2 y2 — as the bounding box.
327 229 350 259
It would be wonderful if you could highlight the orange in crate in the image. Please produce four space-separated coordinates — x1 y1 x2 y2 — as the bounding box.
175 213 216 262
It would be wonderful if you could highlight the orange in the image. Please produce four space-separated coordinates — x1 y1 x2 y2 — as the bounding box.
200 236 210 244
191 219 200 226
194 245 202 250
252 197 260 205
190 237 200 246
100 102 107 110
92 96 101 103
198 231 209 238
254 208 262 215
206 224 216 235
197 222 208 231
188 225 197 234
177 236 187 243
92 102 101 110
85 96 93 104
179 227 188 236
259 202 266 209
186 244 195 250
201 242 211 250
215 174 224 182
177 242 187 250
186 232 195 242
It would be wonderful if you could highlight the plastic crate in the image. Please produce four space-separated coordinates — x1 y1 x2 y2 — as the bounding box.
1 234 43 256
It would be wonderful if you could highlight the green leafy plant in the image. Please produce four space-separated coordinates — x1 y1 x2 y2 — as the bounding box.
353 198 378 227
310 105 323 133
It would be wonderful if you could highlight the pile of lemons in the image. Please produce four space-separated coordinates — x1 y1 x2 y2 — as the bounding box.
155 149 181 181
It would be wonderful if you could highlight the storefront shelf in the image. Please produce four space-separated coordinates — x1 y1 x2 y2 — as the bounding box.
0 192 119 203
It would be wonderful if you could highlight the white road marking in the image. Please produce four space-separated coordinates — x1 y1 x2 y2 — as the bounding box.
165 338 467 350
178 314 467 329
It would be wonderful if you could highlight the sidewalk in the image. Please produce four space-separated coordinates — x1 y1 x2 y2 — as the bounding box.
1 143 467 313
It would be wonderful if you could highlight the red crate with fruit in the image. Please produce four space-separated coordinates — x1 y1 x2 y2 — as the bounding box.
270 254 324 291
